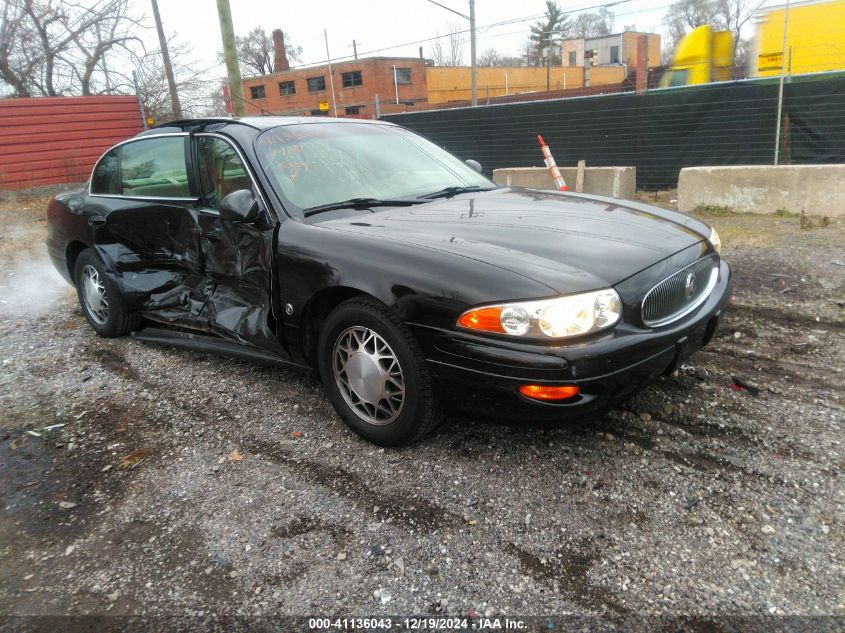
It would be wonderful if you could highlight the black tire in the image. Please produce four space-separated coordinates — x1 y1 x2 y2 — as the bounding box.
317 297 443 446
74 249 140 338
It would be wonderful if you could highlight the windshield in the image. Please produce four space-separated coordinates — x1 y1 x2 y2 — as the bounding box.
254 122 493 215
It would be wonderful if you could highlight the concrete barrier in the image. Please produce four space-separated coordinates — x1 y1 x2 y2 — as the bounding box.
678 165 845 217
492 166 636 200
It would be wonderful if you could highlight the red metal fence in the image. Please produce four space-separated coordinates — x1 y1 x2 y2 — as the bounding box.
0 96 143 190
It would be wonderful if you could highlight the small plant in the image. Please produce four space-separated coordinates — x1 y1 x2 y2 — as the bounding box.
692 204 733 217
774 208 799 218
799 210 830 230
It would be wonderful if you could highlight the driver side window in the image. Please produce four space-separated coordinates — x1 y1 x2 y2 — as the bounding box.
196 137 253 210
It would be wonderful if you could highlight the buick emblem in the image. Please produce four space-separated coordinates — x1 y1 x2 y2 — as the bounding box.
684 272 697 298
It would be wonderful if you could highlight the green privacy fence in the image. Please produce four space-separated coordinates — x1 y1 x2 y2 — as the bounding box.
383 73 845 189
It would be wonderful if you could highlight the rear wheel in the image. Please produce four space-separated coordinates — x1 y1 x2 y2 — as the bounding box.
317 298 442 446
74 249 139 337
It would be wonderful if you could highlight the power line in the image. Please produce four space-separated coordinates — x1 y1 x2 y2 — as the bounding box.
281 0 639 72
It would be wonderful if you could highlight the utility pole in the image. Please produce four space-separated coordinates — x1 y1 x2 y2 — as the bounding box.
425 0 477 106
216 0 244 116
324 29 338 117
351 39 358 60
150 0 182 119
469 0 476 106
774 0 790 165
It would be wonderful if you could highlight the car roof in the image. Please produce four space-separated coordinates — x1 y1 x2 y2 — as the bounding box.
146 116 393 135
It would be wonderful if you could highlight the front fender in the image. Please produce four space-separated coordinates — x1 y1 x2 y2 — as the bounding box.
276 220 555 361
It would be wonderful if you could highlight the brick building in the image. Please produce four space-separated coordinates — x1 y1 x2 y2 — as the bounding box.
240 32 428 118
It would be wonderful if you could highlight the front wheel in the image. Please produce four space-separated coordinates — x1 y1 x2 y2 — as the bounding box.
74 249 139 338
317 298 443 446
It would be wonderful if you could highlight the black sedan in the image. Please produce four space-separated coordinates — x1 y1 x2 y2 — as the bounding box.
46 117 731 446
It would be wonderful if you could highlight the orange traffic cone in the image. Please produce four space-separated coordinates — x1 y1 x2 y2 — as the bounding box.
537 135 569 191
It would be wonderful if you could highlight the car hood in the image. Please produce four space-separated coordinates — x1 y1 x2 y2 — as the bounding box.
317 188 706 294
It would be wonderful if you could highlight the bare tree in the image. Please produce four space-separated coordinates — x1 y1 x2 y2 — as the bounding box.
0 2 37 96
572 8 614 39
662 0 755 66
0 0 139 97
431 24 464 66
431 32 445 66
105 35 215 122
662 0 721 52
233 27 302 76
733 36 754 77
478 47 500 67
205 83 230 117
448 23 465 66
475 48 527 68
714 0 757 59
497 55 527 67
520 37 539 66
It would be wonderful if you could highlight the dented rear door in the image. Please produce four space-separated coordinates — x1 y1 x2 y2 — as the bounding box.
92 134 207 317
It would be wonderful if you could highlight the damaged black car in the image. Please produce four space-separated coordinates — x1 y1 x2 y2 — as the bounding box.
46 117 731 446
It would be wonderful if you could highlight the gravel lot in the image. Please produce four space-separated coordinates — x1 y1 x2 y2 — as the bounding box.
1 186 843 628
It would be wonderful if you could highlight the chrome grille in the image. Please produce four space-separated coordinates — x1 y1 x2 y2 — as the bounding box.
641 256 719 327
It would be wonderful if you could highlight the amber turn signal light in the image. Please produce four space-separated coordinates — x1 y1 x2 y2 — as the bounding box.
457 306 506 333
518 384 580 401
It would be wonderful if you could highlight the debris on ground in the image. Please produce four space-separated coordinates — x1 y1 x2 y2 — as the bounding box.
1 190 842 619
118 448 150 469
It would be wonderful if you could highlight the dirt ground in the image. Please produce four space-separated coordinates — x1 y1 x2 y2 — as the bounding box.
0 186 843 629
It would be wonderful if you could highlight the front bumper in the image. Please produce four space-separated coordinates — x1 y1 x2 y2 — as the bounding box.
411 260 732 421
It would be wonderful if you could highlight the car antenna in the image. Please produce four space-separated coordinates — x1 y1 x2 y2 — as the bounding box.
537 135 569 192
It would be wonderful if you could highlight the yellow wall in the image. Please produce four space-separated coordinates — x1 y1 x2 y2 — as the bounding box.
589 66 627 85
425 67 580 104
425 66 626 104
755 0 845 76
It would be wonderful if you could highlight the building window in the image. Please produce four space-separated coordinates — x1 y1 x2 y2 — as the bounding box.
249 85 266 99
393 68 412 85
610 45 620 64
568 51 576 66
341 71 362 88
344 106 361 115
279 80 296 96
310 109 329 116
307 76 326 92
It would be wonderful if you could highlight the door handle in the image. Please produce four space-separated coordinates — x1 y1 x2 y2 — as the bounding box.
87 215 107 228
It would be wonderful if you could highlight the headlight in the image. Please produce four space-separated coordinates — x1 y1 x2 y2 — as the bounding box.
457 289 622 339
708 226 721 254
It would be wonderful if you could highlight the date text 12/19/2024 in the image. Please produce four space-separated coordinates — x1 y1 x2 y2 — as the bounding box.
308 617 529 630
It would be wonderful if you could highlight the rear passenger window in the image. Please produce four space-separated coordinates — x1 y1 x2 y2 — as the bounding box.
196 137 253 210
120 137 190 198
91 148 119 194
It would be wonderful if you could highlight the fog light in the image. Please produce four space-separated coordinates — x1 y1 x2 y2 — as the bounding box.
518 384 580 401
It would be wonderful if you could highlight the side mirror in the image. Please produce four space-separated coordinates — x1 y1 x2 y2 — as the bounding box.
220 189 260 222
465 159 482 174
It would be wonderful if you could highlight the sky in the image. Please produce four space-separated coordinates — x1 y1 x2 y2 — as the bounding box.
138 0 691 77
